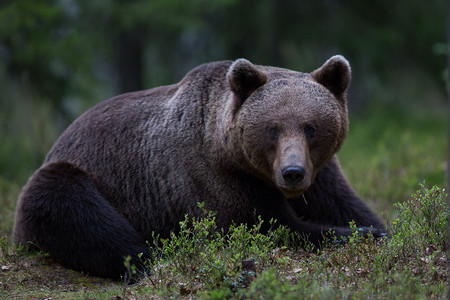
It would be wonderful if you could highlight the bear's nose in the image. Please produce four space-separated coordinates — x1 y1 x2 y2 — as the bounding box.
281 166 305 185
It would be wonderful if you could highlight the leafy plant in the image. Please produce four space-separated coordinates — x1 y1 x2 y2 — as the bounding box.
145 203 299 296
144 184 448 298
1 184 448 298
390 183 448 254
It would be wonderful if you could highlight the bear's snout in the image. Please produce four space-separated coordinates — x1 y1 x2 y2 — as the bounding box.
281 166 305 185
272 137 312 198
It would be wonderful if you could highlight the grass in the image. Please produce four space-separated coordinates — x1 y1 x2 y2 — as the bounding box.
339 102 447 217
0 99 448 298
137 186 449 299
1 184 448 299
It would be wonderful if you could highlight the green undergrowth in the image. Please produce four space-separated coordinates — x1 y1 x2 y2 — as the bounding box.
0 183 448 299
138 183 449 299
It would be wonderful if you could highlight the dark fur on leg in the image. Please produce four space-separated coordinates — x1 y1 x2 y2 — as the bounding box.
286 157 387 247
14 162 150 280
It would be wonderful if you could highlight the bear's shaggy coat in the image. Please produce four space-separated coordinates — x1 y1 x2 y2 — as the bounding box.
14 56 385 280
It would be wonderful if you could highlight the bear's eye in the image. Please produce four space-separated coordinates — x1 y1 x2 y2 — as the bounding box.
304 125 316 140
267 126 280 142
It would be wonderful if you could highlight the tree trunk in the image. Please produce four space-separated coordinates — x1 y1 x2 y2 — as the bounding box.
116 31 144 93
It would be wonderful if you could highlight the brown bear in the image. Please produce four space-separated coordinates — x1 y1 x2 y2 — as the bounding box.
14 55 386 280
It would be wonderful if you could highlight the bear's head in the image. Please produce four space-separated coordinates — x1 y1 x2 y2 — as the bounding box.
226 56 351 198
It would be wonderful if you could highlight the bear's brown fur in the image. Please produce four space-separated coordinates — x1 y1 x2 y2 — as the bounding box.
14 56 385 280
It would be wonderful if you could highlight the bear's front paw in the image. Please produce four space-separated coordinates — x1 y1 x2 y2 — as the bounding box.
330 226 388 246
355 227 388 239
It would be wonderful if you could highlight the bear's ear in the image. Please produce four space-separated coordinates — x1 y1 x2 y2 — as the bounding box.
311 55 351 100
227 58 267 102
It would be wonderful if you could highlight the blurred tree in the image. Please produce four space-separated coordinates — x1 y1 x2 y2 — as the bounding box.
75 0 236 92
0 0 93 112
0 0 446 119
0 0 446 182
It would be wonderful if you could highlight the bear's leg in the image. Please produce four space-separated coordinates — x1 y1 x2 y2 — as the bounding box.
275 156 387 247
14 162 149 281
301 156 386 231
261 199 384 249
255 198 358 247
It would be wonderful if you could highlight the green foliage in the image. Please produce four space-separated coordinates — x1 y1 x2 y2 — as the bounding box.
0 236 12 263
0 0 446 113
1 184 448 298
141 184 449 298
0 0 94 108
147 203 297 295
234 269 300 299
389 183 448 257
297 183 449 299
0 236 24 265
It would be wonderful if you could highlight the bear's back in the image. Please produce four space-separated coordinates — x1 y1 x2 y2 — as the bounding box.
41 61 236 237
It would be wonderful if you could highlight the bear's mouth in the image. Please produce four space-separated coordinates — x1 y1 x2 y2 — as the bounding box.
277 185 309 199
274 170 311 199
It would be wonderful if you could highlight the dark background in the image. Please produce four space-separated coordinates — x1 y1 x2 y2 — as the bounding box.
0 0 447 192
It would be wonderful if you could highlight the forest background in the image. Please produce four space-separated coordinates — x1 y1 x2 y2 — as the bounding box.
0 0 448 298
0 0 447 193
